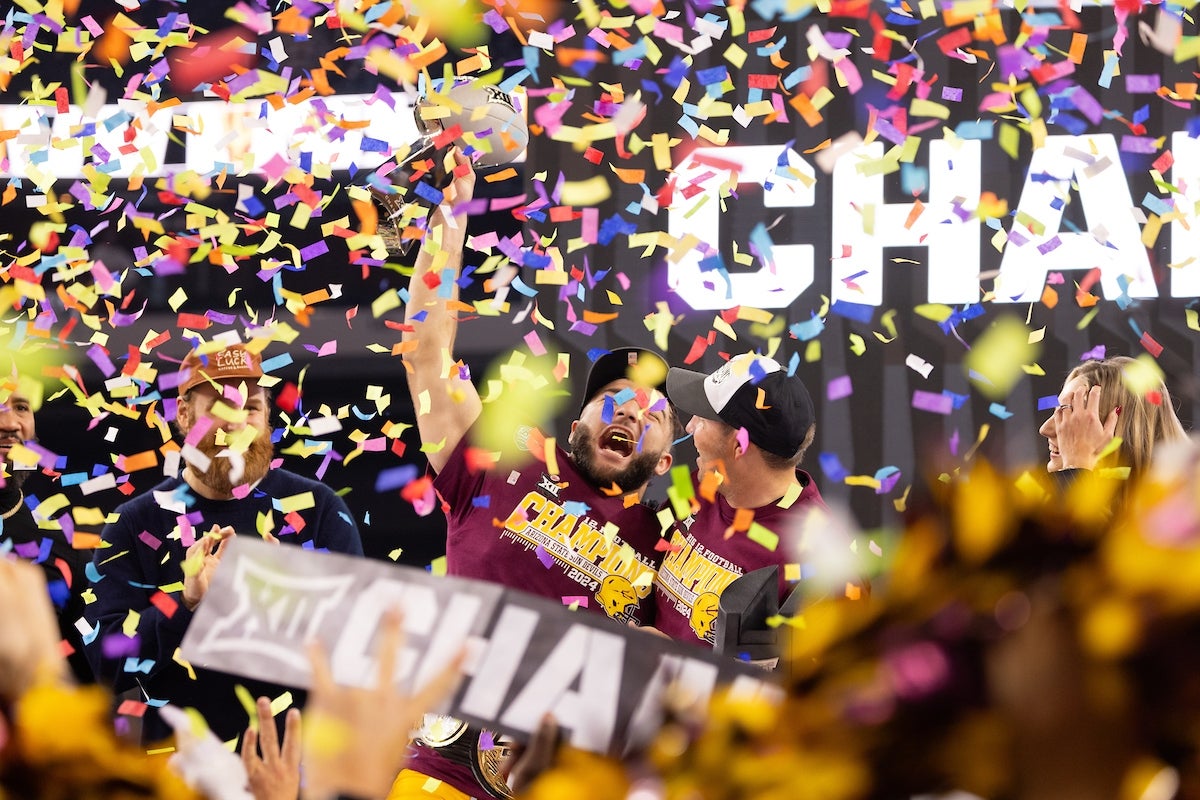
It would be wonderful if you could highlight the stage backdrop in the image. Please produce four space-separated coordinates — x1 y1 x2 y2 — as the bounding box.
2 0 1197 566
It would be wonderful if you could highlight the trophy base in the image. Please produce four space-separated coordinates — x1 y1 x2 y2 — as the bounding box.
368 140 452 258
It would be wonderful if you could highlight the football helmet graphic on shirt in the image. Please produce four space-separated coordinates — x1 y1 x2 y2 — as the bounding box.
690 591 720 640
596 574 638 617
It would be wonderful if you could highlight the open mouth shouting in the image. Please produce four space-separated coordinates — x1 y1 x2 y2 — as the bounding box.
598 425 639 459
569 419 665 494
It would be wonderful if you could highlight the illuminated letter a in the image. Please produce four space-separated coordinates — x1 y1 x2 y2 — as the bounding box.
994 134 1156 303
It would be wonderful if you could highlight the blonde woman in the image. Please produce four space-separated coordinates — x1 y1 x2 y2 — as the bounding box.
1039 356 1187 477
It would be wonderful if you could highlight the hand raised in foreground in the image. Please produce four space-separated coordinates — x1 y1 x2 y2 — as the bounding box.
0 558 69 706
242 697 302 800
424 148 477 246
302 608 465 800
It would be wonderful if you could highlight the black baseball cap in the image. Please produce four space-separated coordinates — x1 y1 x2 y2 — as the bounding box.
666 353 815 458
580 347 669 413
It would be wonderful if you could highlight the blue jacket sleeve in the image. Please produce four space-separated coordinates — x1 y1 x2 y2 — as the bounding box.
84 508 195 694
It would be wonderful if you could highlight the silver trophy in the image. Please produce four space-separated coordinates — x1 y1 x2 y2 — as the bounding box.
370 78 527 256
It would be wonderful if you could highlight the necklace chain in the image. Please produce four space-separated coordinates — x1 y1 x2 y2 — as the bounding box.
0 489 24 520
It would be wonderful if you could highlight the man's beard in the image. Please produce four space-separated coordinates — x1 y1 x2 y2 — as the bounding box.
1 465 29 491
2 437 34 490
190 429 274 495
569 422 661 493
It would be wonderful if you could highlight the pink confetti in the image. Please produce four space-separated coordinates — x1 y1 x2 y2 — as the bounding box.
184 417 214 448
581 206 598 243
524 329 547 356
178 516 196 548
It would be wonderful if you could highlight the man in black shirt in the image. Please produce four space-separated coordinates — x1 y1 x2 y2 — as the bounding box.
0 372 92 684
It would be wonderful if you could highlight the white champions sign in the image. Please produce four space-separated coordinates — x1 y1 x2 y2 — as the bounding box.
181 538 780 754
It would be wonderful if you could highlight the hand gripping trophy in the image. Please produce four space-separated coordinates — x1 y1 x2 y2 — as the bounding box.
370 77 528 255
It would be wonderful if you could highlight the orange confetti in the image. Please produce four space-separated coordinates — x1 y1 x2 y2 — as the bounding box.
904 199 925 230
484 167 520 183
1041 284 1059 309
789 93 823 127
274 5 312 35
582 311 619 324
117 450 159 473
1068 32 1087 64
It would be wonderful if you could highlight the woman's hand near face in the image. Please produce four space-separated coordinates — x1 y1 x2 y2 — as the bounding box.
1054 383 1119 470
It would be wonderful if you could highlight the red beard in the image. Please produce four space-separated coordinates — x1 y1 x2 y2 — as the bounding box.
189 427 274 495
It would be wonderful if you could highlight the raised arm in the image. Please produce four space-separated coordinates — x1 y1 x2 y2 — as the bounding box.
402 149 482 474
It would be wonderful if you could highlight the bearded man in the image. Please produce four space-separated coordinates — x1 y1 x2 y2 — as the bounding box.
0 369 93 684
84 342 362 744
390 151 678 800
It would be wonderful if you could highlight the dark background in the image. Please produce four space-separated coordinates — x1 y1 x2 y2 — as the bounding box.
10 0 1199 568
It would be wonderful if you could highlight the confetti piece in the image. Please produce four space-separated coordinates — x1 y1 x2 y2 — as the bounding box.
963 317 1041 400
912 391 954 415
826 375 852 400
904 355 933 379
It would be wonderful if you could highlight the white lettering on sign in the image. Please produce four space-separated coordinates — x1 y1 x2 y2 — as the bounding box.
993 134 1156 302
458 604 540 721
0 94 424 181
330 578 483 689
668 136 1197 309
499 624 625 752
181 539 781 756
668 144 816 310
1170 131 1200 298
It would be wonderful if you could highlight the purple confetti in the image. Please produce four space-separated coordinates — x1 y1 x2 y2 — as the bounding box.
826 375 853 401
102 633 141 659
1120 135 1160 154
1125 74 1161 93
1070 86 1104 125
1037 235 1062 255
300 240 329 261
912 390 954 415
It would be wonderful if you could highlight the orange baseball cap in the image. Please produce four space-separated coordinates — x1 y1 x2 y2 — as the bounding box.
177 344 263 396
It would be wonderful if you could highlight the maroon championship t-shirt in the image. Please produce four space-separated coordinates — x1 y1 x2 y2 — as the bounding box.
406 432 666 799
433 433 664 622
653 469 827 647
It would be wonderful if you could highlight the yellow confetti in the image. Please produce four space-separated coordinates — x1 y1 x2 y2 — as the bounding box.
561 176 612 205
276 492 316 513
121 610 141 638
963 316 1041 399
